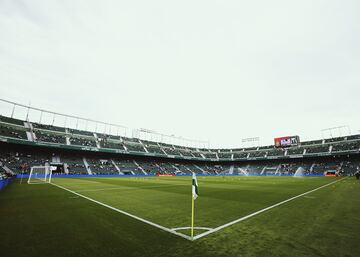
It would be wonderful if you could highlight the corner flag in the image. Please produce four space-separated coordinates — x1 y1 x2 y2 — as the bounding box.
191 172 199 239
192 172 199 200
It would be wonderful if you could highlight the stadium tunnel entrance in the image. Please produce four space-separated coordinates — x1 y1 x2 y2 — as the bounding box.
49 163 66 175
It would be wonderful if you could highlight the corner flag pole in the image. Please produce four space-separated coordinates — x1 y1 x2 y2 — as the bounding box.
191 172 198 239
191 189 195 238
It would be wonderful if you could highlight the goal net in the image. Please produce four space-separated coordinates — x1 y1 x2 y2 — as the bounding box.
27 166 52 184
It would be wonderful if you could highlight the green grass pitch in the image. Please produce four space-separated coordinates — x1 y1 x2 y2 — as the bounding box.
0 176 359 257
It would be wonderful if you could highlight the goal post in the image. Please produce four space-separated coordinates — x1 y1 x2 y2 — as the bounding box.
27 166 52 184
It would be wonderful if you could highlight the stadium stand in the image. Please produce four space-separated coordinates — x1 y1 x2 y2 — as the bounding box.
201 150 218 159
305 145 330 154
287 147 305 155
1 141 359 177
113 159 142 175
69 136 97 147
267 148 285 157
145 144 165 154
35 130 67 144
1 114 360 176
87 158 118 175
0 115 24 126
0 149 50 174
0 170 10 180
311 162 339 175
123 141 146 152
243 146 258 151
258 145 273 150
135 160 163 174
0 124 27 139
249 151 267 158
32 123 66 132
218 150 232 159
347 135 360 141
163 147 182 156
107 135 122 140
69 128 94 137
157 162 179 174
61 156 88 175
178 149 195 157
0 166 14 190
191 151 204 158
125 138 141 143
233 151 249 159
301 139 323 146
99 139 125 150
175 163 194 174
325 137 345 143
331 141 360 152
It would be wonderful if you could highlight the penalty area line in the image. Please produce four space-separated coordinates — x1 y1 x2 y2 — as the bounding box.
50 182 193 241
193 177 347 241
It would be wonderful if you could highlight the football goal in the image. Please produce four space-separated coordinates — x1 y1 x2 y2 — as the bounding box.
27 166 52 184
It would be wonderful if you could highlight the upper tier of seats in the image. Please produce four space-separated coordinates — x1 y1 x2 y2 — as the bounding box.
0 115 360 161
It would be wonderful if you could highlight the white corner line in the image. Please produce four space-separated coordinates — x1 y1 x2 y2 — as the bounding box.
50 182 193 241
192 177 347 241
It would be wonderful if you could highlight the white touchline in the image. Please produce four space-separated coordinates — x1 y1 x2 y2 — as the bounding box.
192 177 347 241
50 182 193 241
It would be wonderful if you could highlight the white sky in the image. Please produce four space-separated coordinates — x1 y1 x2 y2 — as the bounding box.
0 0 359 148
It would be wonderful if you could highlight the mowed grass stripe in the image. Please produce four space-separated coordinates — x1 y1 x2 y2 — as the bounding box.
53 177 190 191
194 177 347 240
51 182 192 240
53 177 194 228
51 176 338 233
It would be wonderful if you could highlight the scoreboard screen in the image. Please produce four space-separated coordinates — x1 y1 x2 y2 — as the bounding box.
274 136 300 148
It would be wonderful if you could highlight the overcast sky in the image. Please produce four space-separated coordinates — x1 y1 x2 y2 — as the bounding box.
0 0 359 148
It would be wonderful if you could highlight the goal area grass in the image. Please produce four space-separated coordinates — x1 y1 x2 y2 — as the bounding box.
0 176 359 257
